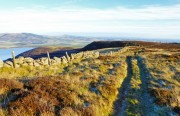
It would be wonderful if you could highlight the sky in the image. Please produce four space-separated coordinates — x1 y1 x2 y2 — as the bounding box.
0 0 180 39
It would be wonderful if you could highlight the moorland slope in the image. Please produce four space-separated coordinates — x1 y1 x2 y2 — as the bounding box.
0 42 179 116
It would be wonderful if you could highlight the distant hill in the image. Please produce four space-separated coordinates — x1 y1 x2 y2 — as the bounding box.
0 33 48 44
82 41 180 51
17 46 79 59
1 33 179 49
0 33 99 48
81 41 135 51
17 41 180 59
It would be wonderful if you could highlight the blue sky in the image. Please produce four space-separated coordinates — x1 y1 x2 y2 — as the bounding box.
0 0 179 8
0 0 179 39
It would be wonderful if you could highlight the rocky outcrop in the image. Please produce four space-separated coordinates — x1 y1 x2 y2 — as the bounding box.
0 47 130 69
2 51 100 68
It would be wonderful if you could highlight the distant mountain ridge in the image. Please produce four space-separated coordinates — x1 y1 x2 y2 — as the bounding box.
0 33 98 48
0 33 179 49
0 33 48 44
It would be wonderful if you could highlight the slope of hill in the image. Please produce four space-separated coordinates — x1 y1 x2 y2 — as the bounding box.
0 33 98 48
0 33 48 47
1 33 179 49
17 46 78 59
81 41 135 51
0 45 179 115
82 41 180 51
16 41 180 59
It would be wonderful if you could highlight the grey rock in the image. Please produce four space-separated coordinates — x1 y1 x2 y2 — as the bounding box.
109 69 115 75
22 63 28 66
27 62 34 66
113 63 119 67
16 57 24 64
34 62 40 67
40 58 48 65
159 80 166 86
84 102 90 108
24 57 34 63
70 54 74 60
53 57 61 63
61 56 68 64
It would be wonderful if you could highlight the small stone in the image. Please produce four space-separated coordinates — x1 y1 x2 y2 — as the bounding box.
109 69 115 75
84 102 90 108
159 80 166 86
113 63 119 67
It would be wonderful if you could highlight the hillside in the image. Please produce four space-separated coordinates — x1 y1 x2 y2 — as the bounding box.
82 41 180 51
0 33 48 47
0 43 179 115
1 33 179 49
17 46 78 59
17 41 180 59
0 33 98 48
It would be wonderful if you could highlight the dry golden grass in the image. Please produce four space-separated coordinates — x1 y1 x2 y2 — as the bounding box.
0 46 179 115
138 48 180 114
0 50 128 116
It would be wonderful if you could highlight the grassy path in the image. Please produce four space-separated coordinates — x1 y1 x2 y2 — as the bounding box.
114 56 132 116
113 56 133 116
114 56 156 116
136 57 156 116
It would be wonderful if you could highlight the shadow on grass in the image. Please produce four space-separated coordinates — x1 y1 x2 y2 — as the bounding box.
113 56 133 116
136 56 155 115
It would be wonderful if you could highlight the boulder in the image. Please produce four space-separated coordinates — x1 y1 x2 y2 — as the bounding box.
16 57 24 64
40 58 49 65
34 62 40 67
53 57 61 63
51 60 57 65
24 57 34 63
22 63 28 66
70 54 74 60
27 62 34 66
61 56 68 64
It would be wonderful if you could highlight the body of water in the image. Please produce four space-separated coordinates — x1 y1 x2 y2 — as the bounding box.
0 47 33 61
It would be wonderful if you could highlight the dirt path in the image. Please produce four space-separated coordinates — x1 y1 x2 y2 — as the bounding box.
136 56 156 115
113 56 157 116
113 56 133 116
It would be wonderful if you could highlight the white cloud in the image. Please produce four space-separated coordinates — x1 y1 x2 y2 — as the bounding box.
0 5 179 39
